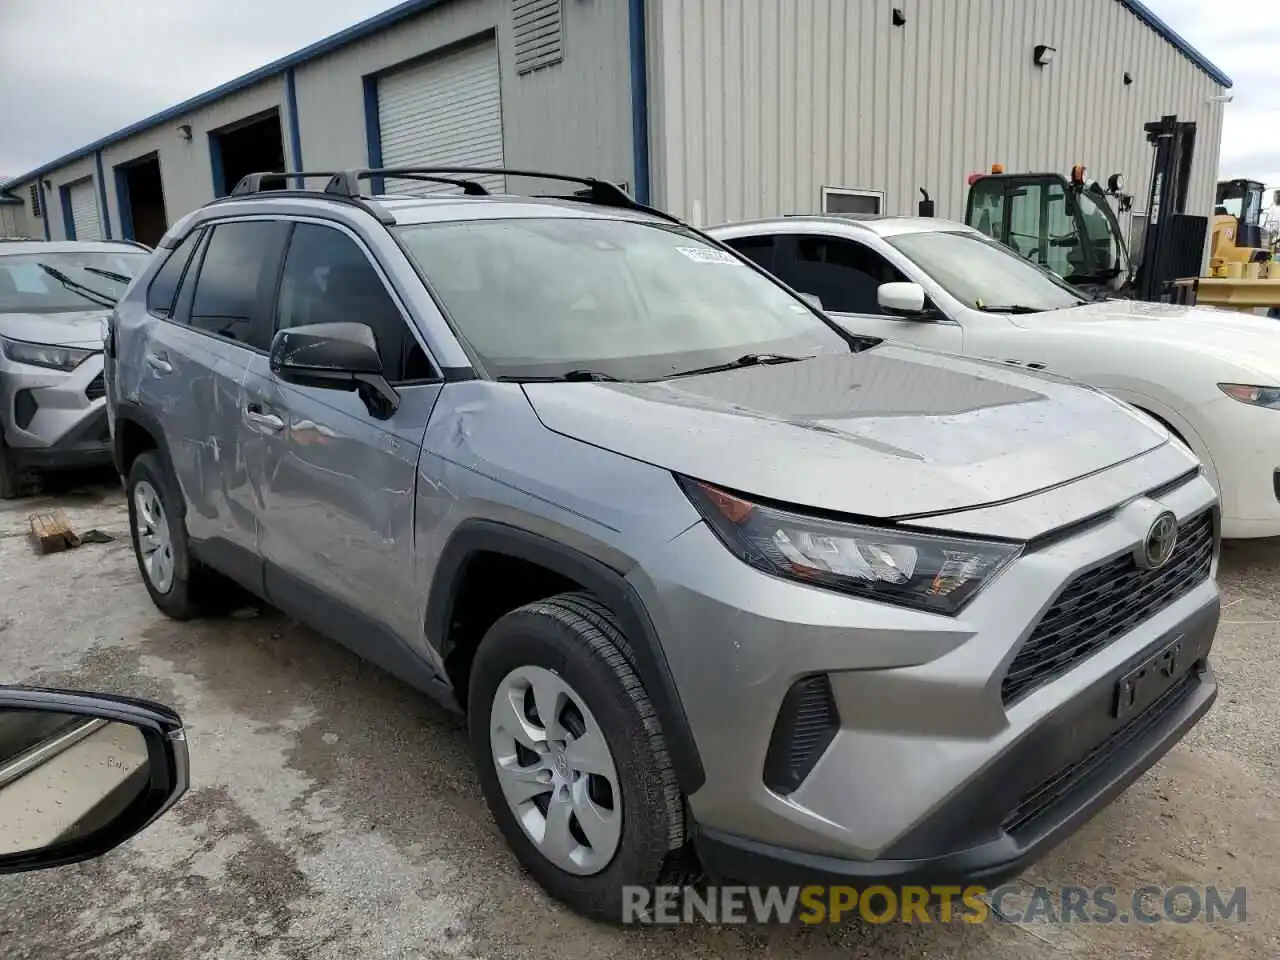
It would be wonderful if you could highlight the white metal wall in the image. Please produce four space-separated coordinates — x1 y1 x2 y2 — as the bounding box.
377 39 505 194
647 0 1227 227
67 179 102 240
293 0 636 195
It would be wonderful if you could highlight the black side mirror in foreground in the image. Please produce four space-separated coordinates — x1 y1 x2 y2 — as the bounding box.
0 686 188 875
269 322 400 419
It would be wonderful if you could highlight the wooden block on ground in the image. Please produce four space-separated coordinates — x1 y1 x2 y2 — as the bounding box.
27 511 81 555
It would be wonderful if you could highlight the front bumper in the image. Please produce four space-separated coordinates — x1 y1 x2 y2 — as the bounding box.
1182 395 1280 538
695 622 1217 887
1 352 110 469
634 461 1219 874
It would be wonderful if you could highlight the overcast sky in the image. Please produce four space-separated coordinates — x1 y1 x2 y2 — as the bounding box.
0 0 1276 201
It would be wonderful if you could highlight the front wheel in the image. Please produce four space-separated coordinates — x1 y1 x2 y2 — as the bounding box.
468 593 683 923
0 436 39 499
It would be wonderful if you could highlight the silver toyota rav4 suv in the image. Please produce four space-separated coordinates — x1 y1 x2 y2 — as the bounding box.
0 239 150 497
105 168 1220 922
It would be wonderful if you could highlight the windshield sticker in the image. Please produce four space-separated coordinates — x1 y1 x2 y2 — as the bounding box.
676 247 742 265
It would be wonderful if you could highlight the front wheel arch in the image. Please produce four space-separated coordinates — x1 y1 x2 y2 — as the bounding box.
425 520 705 796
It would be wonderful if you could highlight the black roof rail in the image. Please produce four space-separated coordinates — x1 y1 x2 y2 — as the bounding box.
322 167 690 224
211 171 397 225
230 171 341 194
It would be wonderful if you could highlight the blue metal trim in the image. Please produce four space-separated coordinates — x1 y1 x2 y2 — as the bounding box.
627 0 650 205
1116 0 1232 88
114 164 135 241
362 74 386 195
59 184 76 240
0 193 21 205
285 68 305 188
1 0 452 190
94 151 113 239
38 182 50 240
208 132 227 198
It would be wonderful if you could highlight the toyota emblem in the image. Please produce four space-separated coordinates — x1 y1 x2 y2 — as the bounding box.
1137 511 1178 570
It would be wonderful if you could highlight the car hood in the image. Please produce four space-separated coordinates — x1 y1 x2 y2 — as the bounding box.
1014 299 1280 372
0 309 108 349
522 344 1167 519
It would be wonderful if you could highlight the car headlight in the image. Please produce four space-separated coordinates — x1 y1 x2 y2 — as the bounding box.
1218 383 1280 409
679 478 1022 615
1 337 98 371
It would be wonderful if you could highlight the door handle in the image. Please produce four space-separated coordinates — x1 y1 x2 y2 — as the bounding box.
145 354 173 376
243 403 285 434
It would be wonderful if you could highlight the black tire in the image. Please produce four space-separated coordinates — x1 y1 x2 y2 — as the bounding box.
126 452 202 620
468 592 684 923
0 435 39 500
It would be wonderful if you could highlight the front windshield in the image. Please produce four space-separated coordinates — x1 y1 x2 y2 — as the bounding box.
886 230 1085 313
0 251 148 313
1077 187 1130 284
394 217 855 380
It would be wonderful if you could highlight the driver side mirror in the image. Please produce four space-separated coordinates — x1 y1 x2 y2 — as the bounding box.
797 292 824 310
878 282 930 318
0 687 188 875
270 322 399 419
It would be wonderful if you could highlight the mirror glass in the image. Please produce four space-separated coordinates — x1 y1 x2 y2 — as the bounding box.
0 709 150 857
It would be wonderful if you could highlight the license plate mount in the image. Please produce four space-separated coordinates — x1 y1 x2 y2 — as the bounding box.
1113 634 1185 721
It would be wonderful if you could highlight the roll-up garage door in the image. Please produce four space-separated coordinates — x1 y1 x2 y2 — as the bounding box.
377 39 505 196
67 179 102 241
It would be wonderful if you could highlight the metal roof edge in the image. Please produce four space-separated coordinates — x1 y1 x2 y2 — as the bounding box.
0 0 450 190
1117 0 1233 88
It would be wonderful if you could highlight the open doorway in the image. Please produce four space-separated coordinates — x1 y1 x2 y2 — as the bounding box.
209 109 286 197
114 154 168 247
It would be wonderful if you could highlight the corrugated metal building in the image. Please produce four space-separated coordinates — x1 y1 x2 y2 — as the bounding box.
0 0 1230 245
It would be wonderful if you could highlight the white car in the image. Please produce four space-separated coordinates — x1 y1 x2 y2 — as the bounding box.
709 215 1280 539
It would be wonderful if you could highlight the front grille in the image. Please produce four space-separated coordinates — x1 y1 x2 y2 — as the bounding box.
1002 669 1198 833
85 373 105 400
1002 510 1214 704
763 675 840 795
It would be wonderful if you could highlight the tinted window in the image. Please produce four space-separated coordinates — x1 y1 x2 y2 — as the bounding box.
394 218 853 382
189 222 282 350
146 230 202 317
275 223 434 383
786 236 905 314
724 236 775 272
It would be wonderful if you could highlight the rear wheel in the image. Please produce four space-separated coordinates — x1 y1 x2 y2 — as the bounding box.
468 592 683 923
126 452 203 619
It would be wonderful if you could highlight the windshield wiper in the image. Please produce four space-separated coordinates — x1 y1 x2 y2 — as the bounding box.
667 353 810 379
973 304 1048 315
35 263 117 308
497 369 621 382
82 265 133 285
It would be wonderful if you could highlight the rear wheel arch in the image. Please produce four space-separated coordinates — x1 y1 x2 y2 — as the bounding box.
113 403 185 518
426 520 706 796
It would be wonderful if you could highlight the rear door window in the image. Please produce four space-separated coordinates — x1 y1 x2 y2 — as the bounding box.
146 229 203 318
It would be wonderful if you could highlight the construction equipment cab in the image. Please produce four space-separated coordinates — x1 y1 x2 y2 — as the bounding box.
1210 179 1276 275
964 165 1132 297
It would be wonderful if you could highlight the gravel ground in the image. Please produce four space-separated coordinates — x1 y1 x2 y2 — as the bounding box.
0 478 1276 959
